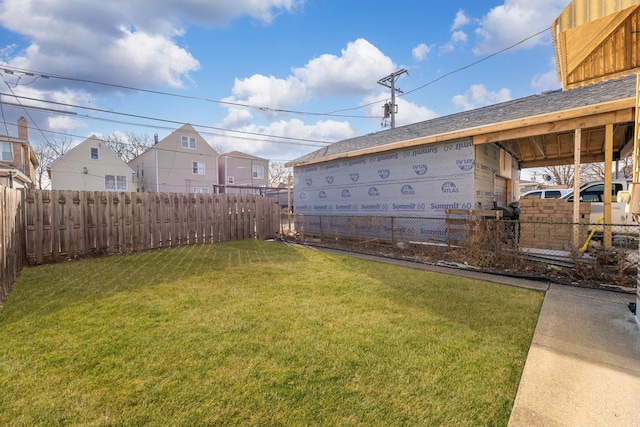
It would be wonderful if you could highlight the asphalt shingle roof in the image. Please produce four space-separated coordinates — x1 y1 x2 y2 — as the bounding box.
289 74 637 166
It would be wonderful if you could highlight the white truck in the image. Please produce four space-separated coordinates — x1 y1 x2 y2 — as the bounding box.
561 179 637 227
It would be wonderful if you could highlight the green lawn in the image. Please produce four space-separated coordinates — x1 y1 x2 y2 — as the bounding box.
0 240 543 426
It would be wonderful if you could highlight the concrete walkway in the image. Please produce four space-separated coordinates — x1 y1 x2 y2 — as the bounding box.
508 284 640 427
310 246 640 426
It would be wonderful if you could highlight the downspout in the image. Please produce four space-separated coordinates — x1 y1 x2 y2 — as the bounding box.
154 133 159 192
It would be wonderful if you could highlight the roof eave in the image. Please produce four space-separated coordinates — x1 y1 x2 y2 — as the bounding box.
287 96 635 168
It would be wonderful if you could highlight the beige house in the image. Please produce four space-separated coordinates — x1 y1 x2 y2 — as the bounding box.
217 151 269 194
0 117 38 189
129 124 218 193
49 137 135 191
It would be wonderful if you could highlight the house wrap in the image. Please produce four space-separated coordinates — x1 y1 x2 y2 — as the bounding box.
286 75 637 242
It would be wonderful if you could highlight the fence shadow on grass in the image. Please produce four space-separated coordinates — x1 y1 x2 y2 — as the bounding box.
0 188 282 306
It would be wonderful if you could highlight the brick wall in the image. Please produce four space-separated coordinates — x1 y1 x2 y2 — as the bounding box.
518 198 592 251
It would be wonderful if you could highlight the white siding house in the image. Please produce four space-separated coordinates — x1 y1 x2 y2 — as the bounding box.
129 124 218 193
49 137 134 191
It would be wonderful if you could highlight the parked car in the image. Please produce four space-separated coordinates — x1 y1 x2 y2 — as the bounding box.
519 189 570 199
561 179 634 227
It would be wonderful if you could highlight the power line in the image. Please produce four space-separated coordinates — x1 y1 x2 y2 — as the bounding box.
401 27 550 97
1 27 551 121
0 24 554 154
0 65 378 119
0 93 331 147
326 27 552 115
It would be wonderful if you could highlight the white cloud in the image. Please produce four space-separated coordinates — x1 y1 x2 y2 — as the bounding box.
221 105 255 128
362 92 437 127
451 10 471 31
473 0 570 55
229 74 308 111
452 84 511 111
0 0 305 140
212 118 354 160
293 39 396 96
439 43 455 55
47 116 88 132
451 31 468 44
107 27 200 88
440 10 472 54
531 69 561 91
221 38 396 124
0 0 303 88
412 43 434 62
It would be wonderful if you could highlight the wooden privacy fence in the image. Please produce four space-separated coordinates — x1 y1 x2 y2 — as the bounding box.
24 190 280 265
0 187 25 304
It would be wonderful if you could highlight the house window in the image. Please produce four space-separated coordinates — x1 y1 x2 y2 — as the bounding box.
1 142 13 161
193 187 209 194
90 147 100 160
192 161 205 175
105 174 128 191
252 164 264 179
181 135 196 149
227 176 235 184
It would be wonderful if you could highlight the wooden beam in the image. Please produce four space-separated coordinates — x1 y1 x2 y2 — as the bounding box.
529 136 546 157
604 123 614 248
563 8 636 75
573 128 582 249
520 153 606 169
474 109 633 145
289 99 634 168
564 69 639 89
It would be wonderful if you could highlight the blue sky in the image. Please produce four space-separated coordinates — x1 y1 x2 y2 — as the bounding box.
0 0 571 164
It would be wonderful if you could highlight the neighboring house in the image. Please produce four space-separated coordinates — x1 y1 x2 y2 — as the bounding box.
217 151 269 194
518 180 541 195
0 117 38 189
49 137 135 191
129 124 218 193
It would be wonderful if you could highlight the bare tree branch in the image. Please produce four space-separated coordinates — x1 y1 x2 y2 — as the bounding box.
269 161 291 186
32 136 75 189
101 132 155 163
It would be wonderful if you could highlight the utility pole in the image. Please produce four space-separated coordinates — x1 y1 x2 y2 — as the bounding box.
377 69 407 129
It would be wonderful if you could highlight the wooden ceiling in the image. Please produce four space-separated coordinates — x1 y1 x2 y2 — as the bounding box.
554 0 640 90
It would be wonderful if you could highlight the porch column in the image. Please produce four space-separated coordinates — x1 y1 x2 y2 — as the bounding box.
573 128 581 249
604 123 613 248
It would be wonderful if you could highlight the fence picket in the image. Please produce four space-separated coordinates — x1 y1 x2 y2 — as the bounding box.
15 190 277 270
0 188 24 304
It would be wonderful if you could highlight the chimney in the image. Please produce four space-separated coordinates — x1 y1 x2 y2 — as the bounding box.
18 117 28 140
154 133 159 144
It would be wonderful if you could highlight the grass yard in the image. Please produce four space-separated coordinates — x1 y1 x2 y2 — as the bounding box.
0 240 543 426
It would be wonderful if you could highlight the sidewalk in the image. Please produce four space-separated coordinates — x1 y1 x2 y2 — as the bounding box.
310 246 640 426
508 284 640 426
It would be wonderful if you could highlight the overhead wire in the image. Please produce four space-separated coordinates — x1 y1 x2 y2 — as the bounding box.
0 64 378 119
0 25 554 164
400 27 551 98
0 93 331 148
326 27 551 114
1 26 552 122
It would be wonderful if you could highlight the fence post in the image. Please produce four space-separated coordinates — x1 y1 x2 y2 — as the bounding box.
391 216 395 245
